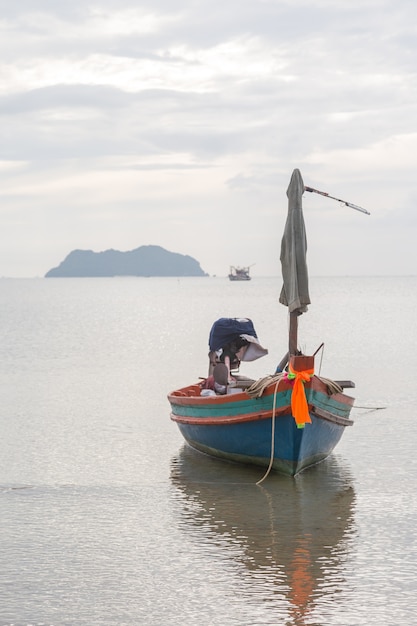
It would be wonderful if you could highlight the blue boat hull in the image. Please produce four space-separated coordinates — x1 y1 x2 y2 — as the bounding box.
169 377 354 476
176 413 344 475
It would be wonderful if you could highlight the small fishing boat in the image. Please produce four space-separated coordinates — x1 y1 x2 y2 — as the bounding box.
168 169 368 476
228 265 252 281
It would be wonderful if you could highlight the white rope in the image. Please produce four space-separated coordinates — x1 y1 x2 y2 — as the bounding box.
256 377 281 486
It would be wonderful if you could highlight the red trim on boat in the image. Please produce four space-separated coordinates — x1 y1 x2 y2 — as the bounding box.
170 405 291 426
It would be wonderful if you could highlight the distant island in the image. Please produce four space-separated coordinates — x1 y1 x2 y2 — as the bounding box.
45 245 208 278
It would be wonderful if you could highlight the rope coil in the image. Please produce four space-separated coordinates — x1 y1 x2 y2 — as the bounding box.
247 373 343 398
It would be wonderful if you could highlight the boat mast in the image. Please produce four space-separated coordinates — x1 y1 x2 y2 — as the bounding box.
289 311 298 355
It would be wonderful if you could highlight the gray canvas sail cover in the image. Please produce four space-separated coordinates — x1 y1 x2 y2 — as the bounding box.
279 169 311 314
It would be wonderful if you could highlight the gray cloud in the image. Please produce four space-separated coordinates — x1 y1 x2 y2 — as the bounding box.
0 0 416 276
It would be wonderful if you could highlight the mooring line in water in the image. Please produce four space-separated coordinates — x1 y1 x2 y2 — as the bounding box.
353 405 386 411
256 378 281 485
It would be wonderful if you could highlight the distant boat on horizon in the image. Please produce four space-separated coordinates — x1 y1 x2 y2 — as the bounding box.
228 265 253 281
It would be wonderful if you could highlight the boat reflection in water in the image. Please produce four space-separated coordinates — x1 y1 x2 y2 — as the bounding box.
170 447 356 623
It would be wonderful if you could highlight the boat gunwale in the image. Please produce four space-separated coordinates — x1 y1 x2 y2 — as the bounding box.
168 376 355 409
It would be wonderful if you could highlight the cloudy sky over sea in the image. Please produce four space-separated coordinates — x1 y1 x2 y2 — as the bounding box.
1 0 416 277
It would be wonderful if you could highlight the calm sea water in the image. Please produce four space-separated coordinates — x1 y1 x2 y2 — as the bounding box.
1 276 417 626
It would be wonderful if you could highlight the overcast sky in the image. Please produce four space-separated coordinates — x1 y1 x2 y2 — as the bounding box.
1 0 416 277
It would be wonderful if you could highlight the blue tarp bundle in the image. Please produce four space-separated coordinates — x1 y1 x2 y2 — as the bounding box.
208 317 258 351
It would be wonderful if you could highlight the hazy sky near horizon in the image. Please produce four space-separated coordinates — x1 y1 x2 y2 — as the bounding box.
1 0 416 277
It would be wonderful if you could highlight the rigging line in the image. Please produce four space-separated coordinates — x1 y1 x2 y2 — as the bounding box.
317 343 324 377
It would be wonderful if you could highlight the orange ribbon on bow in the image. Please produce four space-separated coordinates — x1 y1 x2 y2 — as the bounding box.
287 363 314 428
